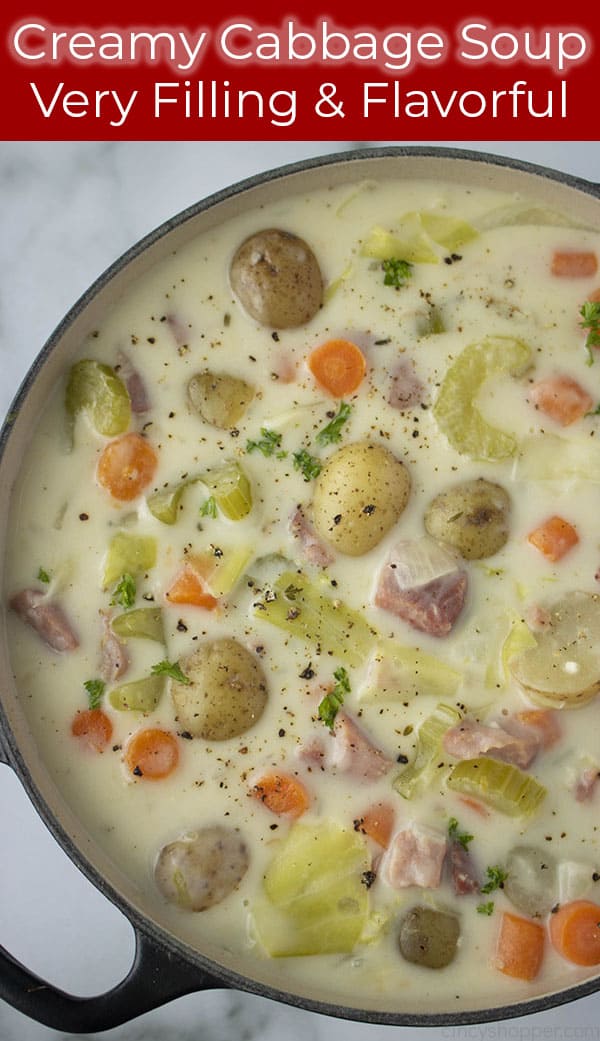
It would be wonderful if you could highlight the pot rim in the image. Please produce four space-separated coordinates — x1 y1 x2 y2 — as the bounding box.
2 144 600 1029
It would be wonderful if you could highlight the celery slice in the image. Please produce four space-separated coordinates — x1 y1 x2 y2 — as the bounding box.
146 482 189 524
393 703 462 799
102 533 157 589
189 546 254 599
65 359 131 437
251 571 377 668
200 462 252 520
111 607 165 643
323 262 355 303
433 336 532 461
109 674 165 712
447 757 546 817
252 822 370 957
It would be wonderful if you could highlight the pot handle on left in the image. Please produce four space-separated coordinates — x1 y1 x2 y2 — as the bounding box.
0 927 224 1033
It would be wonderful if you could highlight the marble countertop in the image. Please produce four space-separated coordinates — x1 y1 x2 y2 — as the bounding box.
1 140 600 1041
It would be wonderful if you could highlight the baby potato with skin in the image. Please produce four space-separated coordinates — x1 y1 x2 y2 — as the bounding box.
312 441 411 557
171 638 268 740
155 826 249 911
230 228 323 328
424 477 511 560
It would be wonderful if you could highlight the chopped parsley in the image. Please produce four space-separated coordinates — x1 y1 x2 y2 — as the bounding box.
448 817 474 850
199 496 217 518
477 901 495 916
110 573 136 609
84 678 105 709
480 865 508 894
246 428 287 458
292 448 322 481
151 660 191 685
37 567 51 584
318 666 351 730
316 401 352 446
382 257 413 288
580 301 600 365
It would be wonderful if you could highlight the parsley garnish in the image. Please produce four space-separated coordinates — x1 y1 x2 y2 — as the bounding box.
37 567 51 584
110 573 136 609
477 901 495 916
199 496 217 518
246 428 287 458
292 449 322 481
84 678 105 709
480 865 508 894
151 660 191 685
318 666 351 730
580 301 600 366
448 817 474 850
382 257 413 288
316 402 352 446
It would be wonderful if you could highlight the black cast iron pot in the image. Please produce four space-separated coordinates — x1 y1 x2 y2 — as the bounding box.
1 146 600 1033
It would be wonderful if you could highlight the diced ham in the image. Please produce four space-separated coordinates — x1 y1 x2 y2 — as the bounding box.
99 612 129 683
443 718 539 769
448 840 480 895
574 766 600 802
297 710 392 780
289 506 335 567
165 312 191 348
374 538 468 638
387 359 425 410
117 351 151 413
10 588 79 652
379 821 447 889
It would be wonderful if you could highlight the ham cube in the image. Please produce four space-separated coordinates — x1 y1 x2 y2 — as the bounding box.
380 822 447 889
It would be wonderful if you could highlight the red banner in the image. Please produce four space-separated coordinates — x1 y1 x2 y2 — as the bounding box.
1 0 597 139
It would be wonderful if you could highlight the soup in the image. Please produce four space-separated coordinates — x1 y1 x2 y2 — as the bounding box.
5 171 600 1015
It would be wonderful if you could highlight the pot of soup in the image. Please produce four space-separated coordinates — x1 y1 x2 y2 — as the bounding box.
2 146 600 1032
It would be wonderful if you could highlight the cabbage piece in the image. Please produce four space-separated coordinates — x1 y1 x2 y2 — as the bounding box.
111 607 165 643
360 218 438 264
475 203 587 232
419 212 478 252
363 642 462 701
252 822 370 957
447 757 546 817
393 703 462 799
65 359 131 438
513 434 600 483
109 674 165 712
102 533 157 589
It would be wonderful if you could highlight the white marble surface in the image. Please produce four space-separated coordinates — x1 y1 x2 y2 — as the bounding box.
1 140 600 1041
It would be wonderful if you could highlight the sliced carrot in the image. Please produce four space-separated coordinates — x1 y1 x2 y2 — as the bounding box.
250 772 310 819
549 900 600 966
527 515 579 562
528 374 593 427
125 728 179 780
587 287 600 304
355 801 395 848
458 795 490 818
494 912 545 981
307 338 366 396
97 432 157 501
71 708 113 752
165 563 218 610
551 251 598 278
514 709 561 749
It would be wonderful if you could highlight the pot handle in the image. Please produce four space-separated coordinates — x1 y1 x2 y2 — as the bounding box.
0 927 224 1033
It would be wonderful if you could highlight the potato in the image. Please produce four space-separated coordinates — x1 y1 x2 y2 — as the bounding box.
424 478 511 560
187 371 254 429
230 229 323 328
155 826 249 911
312 441 411 557
171 637 268 740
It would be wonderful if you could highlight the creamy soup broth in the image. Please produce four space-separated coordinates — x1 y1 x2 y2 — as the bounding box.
5 173 600 1013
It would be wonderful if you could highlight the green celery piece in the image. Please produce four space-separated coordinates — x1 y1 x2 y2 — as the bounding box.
65 359 131 437
146 482 188 524
190 546 254 599
393 703 462 799
416 307 445 337
109 674 165 712
252 822 369 957
102 532 157 589
420 212 478 252
433 336 531 461
252 571 377 668
323 262 354 303
447 757 546 817
200 462 252 521
111 607 165 643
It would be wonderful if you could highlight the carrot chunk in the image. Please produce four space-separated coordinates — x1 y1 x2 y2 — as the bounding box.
71 708 113 752
528 374 593 427
587 287 600 304
165 564 218 610
97 432 157 501
355 801 395 848
494 912 545 980
549 900 600 966
125 728 179 780
527 516 579 562
552 251 598 278
307 338 367 396
250 772 310 819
